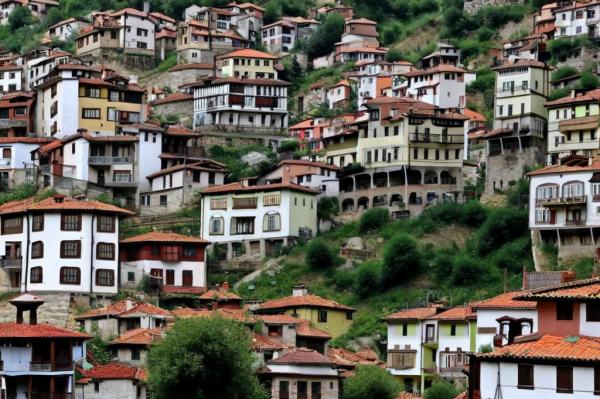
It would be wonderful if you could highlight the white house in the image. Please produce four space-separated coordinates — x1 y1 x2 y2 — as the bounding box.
0 137 52 189
0 64 23 93
26 49 72 90
47 17 90 42
75 362 147 399
260 160 341 198
200 181 318 260
0 195 132 295
120 231 210 294
402 65 474 109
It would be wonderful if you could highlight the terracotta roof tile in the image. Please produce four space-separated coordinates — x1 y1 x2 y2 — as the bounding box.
404 65 468 77
515 277 600 301
151 92 193 105
296 321 331 339
276 159 341 171
109 328 162 346
201 181 319 195
385 307 438 321
199 288 241 301
464 108 487 122
119 303 172 318
121 231 209 244
289 119 314 130
81 363 147 381
527 159 600 176
0 323 90 339
218 48 276 60
252 332 291 351
477 335 600 362
492 59 549 71
258 294 355 312
256 314 301 324
165 125 198 136
268 348 334 365
161 286 206 295
37 140 63 156
327 347 382 367
428 306 476 321
0 196 133 216
75 300 169 320
146 161 225 180
546 88 600 107
474 291 537 310
0 137 53 144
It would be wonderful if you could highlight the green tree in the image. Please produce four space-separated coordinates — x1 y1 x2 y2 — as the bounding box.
385 48 404 62
9 7 33 31
263 0 281 25
317 197 340 225
307 13 345 58
354 260 382 298
148 317 268 399
305 238 339 269
342 365 401 399
424 381 459 399
358 208 389 233
381 233 420 287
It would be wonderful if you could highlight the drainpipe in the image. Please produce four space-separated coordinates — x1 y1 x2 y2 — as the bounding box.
90 214 96 294
24 214 30 292
419 320 425 395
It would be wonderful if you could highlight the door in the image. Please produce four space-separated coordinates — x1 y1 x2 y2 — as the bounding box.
182 270 193 287
297 381 307 399
425 324 435 342
97 170 105 186
166 270 174 285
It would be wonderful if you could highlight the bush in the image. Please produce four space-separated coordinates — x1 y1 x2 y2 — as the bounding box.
381 233 420 287
354 260 383 298
342 365 402 399
450 253 487 286
385 48 404 62
359 208 390 233
305 238 339 269
424 381 459 399
307 13 345 58
277 140 299 153
552 65 578 82
475 207 529 256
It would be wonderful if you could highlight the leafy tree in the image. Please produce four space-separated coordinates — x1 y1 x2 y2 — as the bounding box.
381 233 420 287
277 140 299 153
578 70 600 90
354 260 382 298
450 253 486 286
307 13 345 58
385 48 404 62
358 208 389 233
552 65 578 82
475 207 529 256
148 317 268 399
290 55 302 80
263 0 281 25
9 6 33 31
317 197 340 225
305 238 339 269
342 365 401 399
424 381 459 399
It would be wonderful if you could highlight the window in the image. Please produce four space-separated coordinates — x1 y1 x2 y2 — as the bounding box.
518 364 534 389
450 324 456 336
107 107 116 121
127 272 135 282
556 366 573 394
97 215 115 232
61 214 81 231
32 214 44 231
402 323 408 336
94 382 99 393
131 347 140 361
318 309 327 323
311 382 321 399
31 241 43 259
182 270 193 286
82 108 100 119
96 269 114 286
60 267 80 285
84 87 100 98
209 217 224 235
279 381 289 399
30 266 42 283
263 213 281 232
298 381 307 399
183 246 196 258
210 198 227 210
2 216 22 234
96 243 115 260
159 195 167 206
231 217 255 235
595 367 600 395
346 310 353 320
587 303 600 322
387 350 416 369
556 302 573 320
268 325 282 337
263 194 280 206
60 240 81 258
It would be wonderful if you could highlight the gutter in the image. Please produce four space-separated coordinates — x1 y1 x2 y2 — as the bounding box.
24 214 30 292
90 214 96 294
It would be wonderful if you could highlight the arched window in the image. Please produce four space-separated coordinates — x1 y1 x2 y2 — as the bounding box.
30 266 42 283
31 241 43 259
263 212 281 232
209 216 224 235
536 184 559 201
562 181 584 198
424 170 438 184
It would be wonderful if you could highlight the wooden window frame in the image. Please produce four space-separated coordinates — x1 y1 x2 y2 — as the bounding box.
96 242 115 260
61 214 82 231
60 267 81 285
60 240 81 258
31 214 44 232
97 215 115 233
556 366 573 394
318 309 327 323
556 302 573 321
31 241 44 259
1 216 22 235
587 303 600 322
95 269 115 286
517 364 534 390
30 266 42 283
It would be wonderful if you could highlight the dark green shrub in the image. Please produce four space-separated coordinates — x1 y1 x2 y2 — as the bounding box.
381 233 420 287
277 140 299 153
450 253 486 286
475 207 529 256
424 381 459 399
305 238 339 269
359 208 390 233
354 260 383 298
342 365 402 399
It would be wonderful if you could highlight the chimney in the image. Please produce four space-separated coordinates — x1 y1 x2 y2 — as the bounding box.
10 294 44 325
125 298 135 310
292 285 308 297
129 75 138 84
52 194 65 203
143 1 150 13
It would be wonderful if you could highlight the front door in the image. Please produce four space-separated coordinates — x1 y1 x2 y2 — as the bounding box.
97 170 105 186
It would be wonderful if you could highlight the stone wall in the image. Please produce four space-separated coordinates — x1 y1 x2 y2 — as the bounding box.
153 99 193 126
463 0 526 15
485 145 545 194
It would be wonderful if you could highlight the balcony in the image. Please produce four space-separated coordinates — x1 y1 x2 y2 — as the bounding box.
565 218 586 226
0 119 27 128
103 174 137 187
163 145 206 158
30 361 72 372
496 85 530 96
537 196 587 207
0 257 22 269
410 133 464 144
89 156 132 165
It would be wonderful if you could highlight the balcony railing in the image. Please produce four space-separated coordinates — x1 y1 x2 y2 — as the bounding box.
536 196 587 206
496 85 529 95
103 174 137 187
89 156 132 165
0 257 22 269
565 219 586 226
30 361 72 372
0 118 27 128
163 145 206 158
194 124 287 136
410 133 464 144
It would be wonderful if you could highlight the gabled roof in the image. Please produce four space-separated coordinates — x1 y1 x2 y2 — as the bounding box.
218 48 277 60
473 291 537 310
145 160 225 180
268 348 335 365
0 196 133 216
252 332 290 351
121 231 210 244
201 181 319 195
346 17 377 25
476 334 600 363
384 307 438 321
275 159 341 171
427 306 476 321
0 323 90 339
527 159 600 176
0 137 52 145
545 88 600 108
289 119 314 130
119 303 172 318
256 314 301 325
80 363 147 382
296 320 332 339
258 294 355 312
109 328 162 346
75 300 170 320
404 64 467 77
149 11 175 23
463 108 486 122
327 347 382 367
515 277 600 301
110 8 148 18
492 59 549 71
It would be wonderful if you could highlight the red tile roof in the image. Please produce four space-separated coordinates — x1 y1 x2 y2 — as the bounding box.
201 181 319 195
289 119 314 130
218 48 277 60
198 288 241 301
0 137 53 144
0 196 133 216
258 294 355 312
149 11 175 23
492 59 549 71
327 347 382 367
151 92 193 105
146 161 225 180
428 306 476 321
477 334 600 362
473 291 537 310
268 348 335 365
404 65 468 77
165 125 198 136
109 328 162 346
256 314 301 324
37 140 63 156
545 88 600 107
110 8 148 18
161 285 206 295
81 363 147 381
527 159 600 176
252 332 290 351
75 300 169 320
296 321 332 339
385 307 439 321
119 303 172 318
0 323 90 339
515 277 600 301
464 108 487 122
121 231 209 244
276 159 341 171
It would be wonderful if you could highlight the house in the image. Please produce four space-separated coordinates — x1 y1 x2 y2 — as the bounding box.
26 48 72 90
255 314 332 355
260 159 341 197
0 194 132 294
35 65 146 138
464 108 487 163
352 60 413 110
217 48 278 79
47 17 90 42
419 43 462 69
260 17 319 53
0 293 90 399
75 298 172 341
327 79 351 109
75 362 147 399
254 285 355 338
545 88 600 165
120 231 210 294
198 281 242 309
469 277 600 399
400 65 473 109
0 137 53 190
322 113 364 169
108 328 162 365
75 8 156 64
0 64 23 93
533 2 557 37
260 348 341 399
155 25 177 61
527 157 600 262
0 0 58 25
140 159 227 215
501 34 549 62
0 92 36 137
200 181 318 261
554 1 600 39
485 59 551 194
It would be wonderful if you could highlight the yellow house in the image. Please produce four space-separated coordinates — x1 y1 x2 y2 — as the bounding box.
217 48 278 79
255 285 355 338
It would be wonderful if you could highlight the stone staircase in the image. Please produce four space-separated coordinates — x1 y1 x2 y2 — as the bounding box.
0 292 75 328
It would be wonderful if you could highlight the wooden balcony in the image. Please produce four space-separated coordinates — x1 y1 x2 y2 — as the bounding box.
410 133 464 144
30 361 72 372
89 156 132 165
537 196 586 207
0 257 22 269
565 219 586 226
